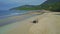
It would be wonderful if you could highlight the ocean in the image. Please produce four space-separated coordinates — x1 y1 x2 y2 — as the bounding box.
0 10 28 19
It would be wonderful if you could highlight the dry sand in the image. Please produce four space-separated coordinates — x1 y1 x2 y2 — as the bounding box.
29 12 60 34
0 12 60 34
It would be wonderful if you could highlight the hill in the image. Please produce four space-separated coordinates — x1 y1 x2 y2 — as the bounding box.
38 0 60 11
10 5 37 10
11 0 60 11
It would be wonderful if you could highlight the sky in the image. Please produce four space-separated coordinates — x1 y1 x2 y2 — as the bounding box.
0 0 46 10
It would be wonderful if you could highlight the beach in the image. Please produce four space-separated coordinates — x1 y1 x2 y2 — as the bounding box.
0 11 41 26
0 11 60 34
0 11 42 34
29 12 60 34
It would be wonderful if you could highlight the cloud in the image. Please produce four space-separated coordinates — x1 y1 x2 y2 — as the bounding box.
0 0 46 10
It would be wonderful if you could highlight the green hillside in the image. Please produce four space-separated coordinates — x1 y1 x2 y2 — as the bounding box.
11 0 60 11
38 0 60 11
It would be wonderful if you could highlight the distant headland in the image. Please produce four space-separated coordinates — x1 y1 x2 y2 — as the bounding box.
10 0 60 12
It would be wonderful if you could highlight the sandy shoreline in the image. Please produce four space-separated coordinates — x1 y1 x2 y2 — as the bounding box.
0 12 60 34
0 12 40 26
29 12 60 34
0 13 41 34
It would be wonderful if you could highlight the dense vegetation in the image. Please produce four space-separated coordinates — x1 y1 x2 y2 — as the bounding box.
11 0 60 12
38 2 60 11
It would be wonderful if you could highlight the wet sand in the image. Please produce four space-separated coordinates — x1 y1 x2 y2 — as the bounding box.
0 13 39 26
0 13 40 34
